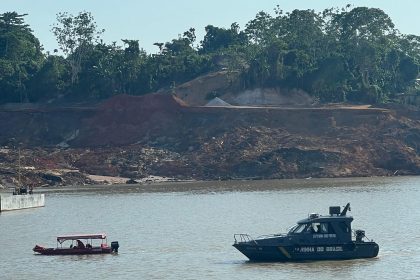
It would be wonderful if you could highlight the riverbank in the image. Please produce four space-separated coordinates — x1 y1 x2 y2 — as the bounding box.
1 95 419 187
1 176 416 195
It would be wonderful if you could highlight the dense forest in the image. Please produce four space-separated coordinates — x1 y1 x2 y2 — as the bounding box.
0 5 419 105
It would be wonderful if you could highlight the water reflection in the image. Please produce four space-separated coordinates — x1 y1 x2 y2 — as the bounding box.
238 257 378 271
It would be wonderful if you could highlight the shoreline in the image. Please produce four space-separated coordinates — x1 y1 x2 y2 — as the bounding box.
1 176 417 195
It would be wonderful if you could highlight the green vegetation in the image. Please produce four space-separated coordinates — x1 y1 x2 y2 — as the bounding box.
0 6 419 104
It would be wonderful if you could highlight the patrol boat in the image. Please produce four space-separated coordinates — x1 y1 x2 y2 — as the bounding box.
233 203 379 261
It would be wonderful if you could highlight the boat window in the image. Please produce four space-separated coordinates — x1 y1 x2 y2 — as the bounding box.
311 223 320 233
339 222 350 233
319 223 336 234
292 224 305 233
288 225 299 233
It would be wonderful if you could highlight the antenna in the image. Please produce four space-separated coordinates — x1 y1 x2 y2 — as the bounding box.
340 203 351 216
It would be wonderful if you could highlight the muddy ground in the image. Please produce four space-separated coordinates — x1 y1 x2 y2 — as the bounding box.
0 93 419 188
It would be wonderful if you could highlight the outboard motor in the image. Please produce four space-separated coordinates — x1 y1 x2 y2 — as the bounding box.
111 241 119 253
355 230 365 242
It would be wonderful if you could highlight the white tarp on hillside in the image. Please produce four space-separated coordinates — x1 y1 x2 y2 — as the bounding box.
234 88 314 106
205 97 232 107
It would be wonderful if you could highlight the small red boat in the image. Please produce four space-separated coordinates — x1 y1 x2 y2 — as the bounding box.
33 233 119 255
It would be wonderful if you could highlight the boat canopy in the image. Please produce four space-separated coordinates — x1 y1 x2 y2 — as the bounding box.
57 234 107 243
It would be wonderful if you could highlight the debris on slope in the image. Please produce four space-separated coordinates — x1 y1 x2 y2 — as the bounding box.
0 92 419 188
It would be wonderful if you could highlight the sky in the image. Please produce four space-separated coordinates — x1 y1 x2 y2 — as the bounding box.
1 0 419 54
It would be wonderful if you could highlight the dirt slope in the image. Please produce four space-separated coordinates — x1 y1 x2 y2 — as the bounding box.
0 92 419 187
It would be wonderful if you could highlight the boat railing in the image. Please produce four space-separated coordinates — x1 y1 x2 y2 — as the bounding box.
352 229 373 242
234 234 258 245
256 233 286 239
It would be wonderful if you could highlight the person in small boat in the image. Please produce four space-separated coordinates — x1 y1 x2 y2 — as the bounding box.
75 239 85 249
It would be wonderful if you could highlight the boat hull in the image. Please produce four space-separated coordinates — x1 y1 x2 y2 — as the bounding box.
233 242 379 262
33 245 112 255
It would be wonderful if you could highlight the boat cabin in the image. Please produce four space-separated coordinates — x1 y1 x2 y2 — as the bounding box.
287 204 353 243
56 233 109 249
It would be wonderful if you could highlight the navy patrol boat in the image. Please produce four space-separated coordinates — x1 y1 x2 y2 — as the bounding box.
233 203 379 261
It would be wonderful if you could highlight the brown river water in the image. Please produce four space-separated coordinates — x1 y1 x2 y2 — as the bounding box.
1 177 420 280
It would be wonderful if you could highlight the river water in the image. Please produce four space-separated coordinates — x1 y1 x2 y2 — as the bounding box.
1 177 420 280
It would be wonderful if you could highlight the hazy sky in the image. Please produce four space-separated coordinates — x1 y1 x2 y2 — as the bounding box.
2 0 419 54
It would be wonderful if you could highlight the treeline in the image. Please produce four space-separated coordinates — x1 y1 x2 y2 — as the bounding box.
0 6 419 104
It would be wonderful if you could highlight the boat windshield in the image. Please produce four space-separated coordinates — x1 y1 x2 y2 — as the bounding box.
289 224 306 234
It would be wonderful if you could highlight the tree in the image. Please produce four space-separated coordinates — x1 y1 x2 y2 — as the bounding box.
1 6 418 105
146 29 213 90
244 8 327 88
183 28 196 48
245 11 275 46
0 12 29 57
51 11 104 85
200 23 248 53
327 7 398 102
120 39 147 94
28 55 70 101
75 42 123 99
0 12 44 103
